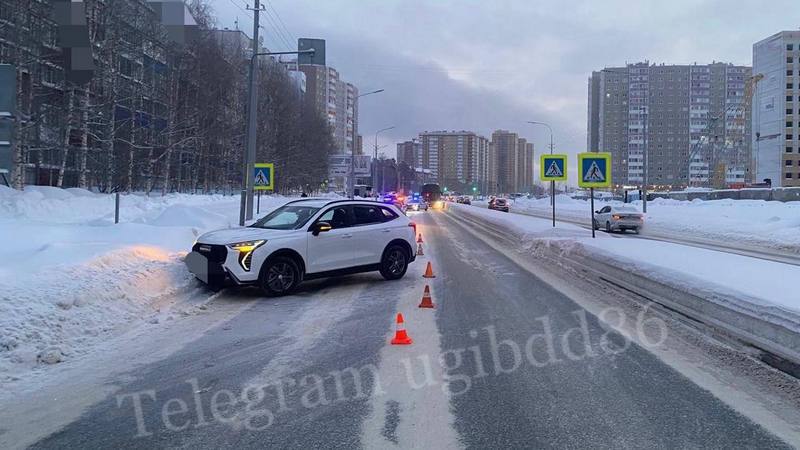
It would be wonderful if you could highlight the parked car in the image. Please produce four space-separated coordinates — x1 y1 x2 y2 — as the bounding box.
593 205 644 233
461 196 472 205
186 199 417 296
489 197 509 212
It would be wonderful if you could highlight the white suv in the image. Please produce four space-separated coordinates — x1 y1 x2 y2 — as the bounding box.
185 199 418 296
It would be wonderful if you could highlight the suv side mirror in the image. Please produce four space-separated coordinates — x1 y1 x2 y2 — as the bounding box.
311 221 332 236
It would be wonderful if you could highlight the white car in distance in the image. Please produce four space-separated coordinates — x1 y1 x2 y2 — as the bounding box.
186 199 418 296
593 205 644 234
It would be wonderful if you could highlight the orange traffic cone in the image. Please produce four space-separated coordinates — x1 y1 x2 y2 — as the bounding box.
417 233 424 243
422 261 435 278
390 313 413 345
416 242 424 256
418 285 435 308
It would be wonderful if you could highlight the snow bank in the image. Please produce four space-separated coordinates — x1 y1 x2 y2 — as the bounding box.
504 195 800 254
450 203 800 326
0 186 302 379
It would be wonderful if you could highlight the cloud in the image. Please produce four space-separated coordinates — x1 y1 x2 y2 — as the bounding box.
208 0 800 171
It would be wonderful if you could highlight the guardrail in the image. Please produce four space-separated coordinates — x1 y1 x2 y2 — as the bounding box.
448 205 800 372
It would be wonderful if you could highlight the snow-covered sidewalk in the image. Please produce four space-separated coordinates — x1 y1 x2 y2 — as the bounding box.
450 203 800 334
502 195 800 255
0 186 296 380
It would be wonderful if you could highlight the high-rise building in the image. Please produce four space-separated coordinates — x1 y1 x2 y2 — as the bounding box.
397 139 421 167
753 31 800 187
298 64 358 155
491 130 520 193
418 131 489 192
588 62 752 189
516 138 535 192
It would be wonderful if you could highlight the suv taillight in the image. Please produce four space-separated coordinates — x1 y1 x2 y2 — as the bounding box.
408 221 417 237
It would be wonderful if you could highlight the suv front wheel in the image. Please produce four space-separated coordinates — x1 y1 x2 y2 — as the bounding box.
379 245 409 280
259 256 300 296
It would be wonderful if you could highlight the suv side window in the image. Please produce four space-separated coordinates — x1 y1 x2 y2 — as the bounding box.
380 206 399 221
352 204 385 226
316 206 351 229
600 206 611 213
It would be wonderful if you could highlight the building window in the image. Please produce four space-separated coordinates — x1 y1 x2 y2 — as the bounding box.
788 57 794 64
788 122 794 127
788 108 795 115
788 95 794 102
788 146 794 153
789 70 795 76
786 173 793 179
789 44 795 51
787 134 794 141
786 160 794 166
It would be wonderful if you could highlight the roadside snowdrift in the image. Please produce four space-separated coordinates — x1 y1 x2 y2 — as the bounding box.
450 203 800 329
0 186 295 380
506 195 800 254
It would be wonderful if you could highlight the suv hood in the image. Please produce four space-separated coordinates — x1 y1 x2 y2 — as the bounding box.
196 227 296 245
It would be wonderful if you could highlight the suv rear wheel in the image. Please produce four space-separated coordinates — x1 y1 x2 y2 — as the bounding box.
259 256 300 296
379 245 409 280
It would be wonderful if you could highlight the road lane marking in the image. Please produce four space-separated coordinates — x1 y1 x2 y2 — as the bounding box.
360 214 461 450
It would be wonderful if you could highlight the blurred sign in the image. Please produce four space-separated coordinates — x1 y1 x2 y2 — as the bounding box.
540 154 567 181
298 38 325 65
253 163 274 191
578 152 611 188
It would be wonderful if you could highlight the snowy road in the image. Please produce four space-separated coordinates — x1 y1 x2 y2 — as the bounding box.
4 211 800 448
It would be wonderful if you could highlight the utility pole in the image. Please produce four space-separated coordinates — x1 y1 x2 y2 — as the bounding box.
242 0 262 222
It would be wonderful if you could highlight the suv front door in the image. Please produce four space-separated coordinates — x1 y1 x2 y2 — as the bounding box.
306 205 355 273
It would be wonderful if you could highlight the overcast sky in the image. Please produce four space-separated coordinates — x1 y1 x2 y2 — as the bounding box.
208 0 798 178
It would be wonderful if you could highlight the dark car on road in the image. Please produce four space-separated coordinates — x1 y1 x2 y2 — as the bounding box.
489 197 509 212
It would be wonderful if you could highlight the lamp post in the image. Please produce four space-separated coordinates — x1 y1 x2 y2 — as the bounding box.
240 48 315 226
348 89 385 199
600 67 648 212
527 121 555 226
373 125 395 195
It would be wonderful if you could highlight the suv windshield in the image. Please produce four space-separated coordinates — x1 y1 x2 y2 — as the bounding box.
250 205 320 230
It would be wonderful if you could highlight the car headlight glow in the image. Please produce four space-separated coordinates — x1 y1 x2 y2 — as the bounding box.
228 240 266 271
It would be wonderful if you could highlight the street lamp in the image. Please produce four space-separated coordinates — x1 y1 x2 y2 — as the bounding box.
348 89 385 198
373 125 395 195
600 67 649 213
527 121 556 226
240 48 315 226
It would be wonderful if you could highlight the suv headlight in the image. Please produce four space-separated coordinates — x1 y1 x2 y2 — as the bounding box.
228 240 266 271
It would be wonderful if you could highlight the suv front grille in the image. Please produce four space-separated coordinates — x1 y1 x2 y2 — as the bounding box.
192 243 227 263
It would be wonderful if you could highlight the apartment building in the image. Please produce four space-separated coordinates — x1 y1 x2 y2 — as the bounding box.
299 64 359 155
753 30 800 187
491 130 520 193
588 62 752 188
418 131 489 192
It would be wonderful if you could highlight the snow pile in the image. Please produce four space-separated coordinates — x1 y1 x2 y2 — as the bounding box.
450 203 800 326
504 195 800 253
0 247 193 372
0 186 301 379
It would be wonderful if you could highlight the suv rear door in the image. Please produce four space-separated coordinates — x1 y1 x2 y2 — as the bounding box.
350 204 403 266
306 205 355 273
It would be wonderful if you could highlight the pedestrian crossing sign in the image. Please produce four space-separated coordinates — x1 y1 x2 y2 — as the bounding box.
577 152 611 188
254 163 274 191
540 154 568 181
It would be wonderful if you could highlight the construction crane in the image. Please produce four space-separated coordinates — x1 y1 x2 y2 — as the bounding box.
688 73 764 188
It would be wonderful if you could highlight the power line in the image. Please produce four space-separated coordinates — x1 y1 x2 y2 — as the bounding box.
260 6 293 51
266 0 297 45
